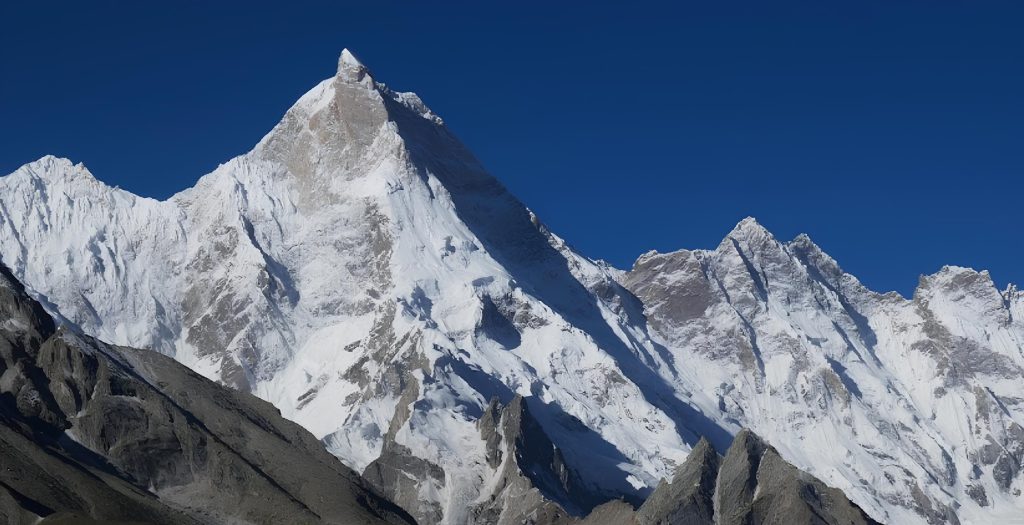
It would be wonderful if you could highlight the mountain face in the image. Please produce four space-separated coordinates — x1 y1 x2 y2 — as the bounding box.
1 49 1022 524
0 263 413 524
623 223 1024 525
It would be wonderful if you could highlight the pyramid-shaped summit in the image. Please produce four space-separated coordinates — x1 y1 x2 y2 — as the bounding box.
0 50 702 523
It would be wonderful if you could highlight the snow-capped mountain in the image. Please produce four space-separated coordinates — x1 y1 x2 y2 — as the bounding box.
1 50 1021 524
581 430 879 525
624 221 1024 524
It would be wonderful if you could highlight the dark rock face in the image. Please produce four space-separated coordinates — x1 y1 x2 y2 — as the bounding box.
368 392 609 524
469 395 581 525
638 438 719 525
714 430 769 525
582 430 880 525
364 441 446 525
504 396 590 511
746 446 878 525
0 264 413 525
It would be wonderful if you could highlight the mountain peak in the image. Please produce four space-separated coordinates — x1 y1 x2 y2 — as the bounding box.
723 216 775 246
12 155 95 184
917 265 997 296
24 154 76 172
337 48 373 85
731 216 767 234
787 233 832 265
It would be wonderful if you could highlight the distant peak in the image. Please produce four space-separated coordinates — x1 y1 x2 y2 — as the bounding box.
947 264 985 274
26 155 75 171
946 265 994 281
13 155 94 182
791 232 813 245
929 265 990 281
787 233 828 259
734 216 764 231
635 249 660 263
726 216 773 243
916 265 999 299
336 48 373 85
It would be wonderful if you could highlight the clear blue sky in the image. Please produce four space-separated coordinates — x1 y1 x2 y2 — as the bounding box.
2 1 1021 297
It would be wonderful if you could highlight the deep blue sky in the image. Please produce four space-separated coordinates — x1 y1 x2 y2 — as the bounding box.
2 2 1021 296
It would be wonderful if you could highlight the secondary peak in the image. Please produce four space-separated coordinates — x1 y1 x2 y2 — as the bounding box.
728 216 772 239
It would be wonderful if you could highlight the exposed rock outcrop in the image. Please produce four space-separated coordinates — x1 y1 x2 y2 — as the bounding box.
583 430 880 525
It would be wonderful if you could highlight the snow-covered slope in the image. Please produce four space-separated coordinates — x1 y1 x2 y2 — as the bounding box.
0 50 705 523
1 50 1021 524
624 220 1024 524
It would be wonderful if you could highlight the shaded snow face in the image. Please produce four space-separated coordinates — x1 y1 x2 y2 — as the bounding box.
2 50 1023 525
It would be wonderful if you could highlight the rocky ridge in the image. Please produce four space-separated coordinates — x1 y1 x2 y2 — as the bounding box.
0 263 413 525
582 430 880 525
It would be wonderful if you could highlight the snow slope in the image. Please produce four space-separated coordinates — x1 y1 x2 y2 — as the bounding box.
1 50 1021 524
624 220 1024 524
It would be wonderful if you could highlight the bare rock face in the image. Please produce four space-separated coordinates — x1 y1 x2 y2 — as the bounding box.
0 264 413 525
363 394 595 525
471 395 591 525
637 437 719 525
714 430 768 525
748 447 878 525
364 441 447 524
582 430 878 525
718 430 878 525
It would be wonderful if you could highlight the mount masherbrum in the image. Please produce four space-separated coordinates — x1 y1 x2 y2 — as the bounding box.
1 50 1022 524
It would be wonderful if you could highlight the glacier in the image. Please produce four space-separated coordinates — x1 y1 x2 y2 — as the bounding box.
1 49 1022 524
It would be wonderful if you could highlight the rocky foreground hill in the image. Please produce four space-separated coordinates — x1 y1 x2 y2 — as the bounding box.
0 263 413 524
